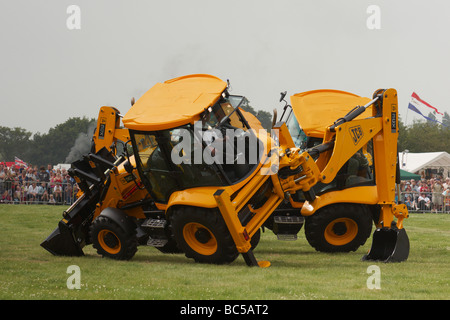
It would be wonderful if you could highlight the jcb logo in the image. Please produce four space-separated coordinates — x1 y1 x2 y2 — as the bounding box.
349 125 364 145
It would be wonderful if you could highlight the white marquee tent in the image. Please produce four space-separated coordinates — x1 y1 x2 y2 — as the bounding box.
399 152 450 179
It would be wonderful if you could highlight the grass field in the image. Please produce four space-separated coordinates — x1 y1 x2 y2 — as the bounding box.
0 204 449 300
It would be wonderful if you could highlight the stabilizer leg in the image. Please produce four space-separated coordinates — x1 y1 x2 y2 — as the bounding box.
242 250 271 268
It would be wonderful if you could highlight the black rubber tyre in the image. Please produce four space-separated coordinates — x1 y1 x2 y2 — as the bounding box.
305 203 373 253
90 215 138 260
171 206 239 264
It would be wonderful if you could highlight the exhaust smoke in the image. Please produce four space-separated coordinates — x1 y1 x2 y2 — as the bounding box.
65 122 97 163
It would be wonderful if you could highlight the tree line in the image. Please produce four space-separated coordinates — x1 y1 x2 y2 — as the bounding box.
1 109 449 167
398 112 450 153
0 117 96 167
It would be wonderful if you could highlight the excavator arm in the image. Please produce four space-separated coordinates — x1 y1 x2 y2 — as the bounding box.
274 88 409 262
92 106 130 153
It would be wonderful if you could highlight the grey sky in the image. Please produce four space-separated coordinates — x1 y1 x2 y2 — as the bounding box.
1 0 450 134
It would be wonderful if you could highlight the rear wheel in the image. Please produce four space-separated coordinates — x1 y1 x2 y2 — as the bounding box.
171 206 239 264
90 216 138 260
305 203 372 252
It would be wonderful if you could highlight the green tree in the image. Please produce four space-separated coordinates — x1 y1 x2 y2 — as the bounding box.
28 117 96 166
398 116 408 152
0 127 32 162
254 110 273 131
401 119 449 153
442 112 450 128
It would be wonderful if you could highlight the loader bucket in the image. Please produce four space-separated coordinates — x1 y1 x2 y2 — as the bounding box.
40 221 84 256
362 228 409 263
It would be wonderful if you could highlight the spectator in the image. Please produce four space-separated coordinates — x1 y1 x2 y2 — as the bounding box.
4 172 13 195
36 182 47 203
27 182 39 203
13 185 23 204
443 178 450 191
21 182 29 202
431 179 443 212
18 171 26 184
417 193 431 211
65 183 73 204
53 182 63 203
49 172 56 192
443 185 450 212
54 171 63 184
411 180 420 200
403 182 413 202
25 167 37 182
46 164 54 175
38 166 50 184
419 180 429 195
48 194 56 205
404 195 417 211
62 172 68 184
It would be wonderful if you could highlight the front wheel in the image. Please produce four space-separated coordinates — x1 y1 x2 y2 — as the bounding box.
171 206 239 264
305 203 373 253
90 216 138 260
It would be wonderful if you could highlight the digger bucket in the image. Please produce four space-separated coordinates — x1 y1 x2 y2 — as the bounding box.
40 221 84 256
362 227 410 263
40 191 98 256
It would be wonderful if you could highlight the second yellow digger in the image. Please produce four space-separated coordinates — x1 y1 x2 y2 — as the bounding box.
41 74 409 266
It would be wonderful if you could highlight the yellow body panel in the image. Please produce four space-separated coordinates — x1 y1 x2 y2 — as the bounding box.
123 74 227 131
290 89 371 138
167 187 223 209
239 108 265 131
93 165 148 220
297 186 379 215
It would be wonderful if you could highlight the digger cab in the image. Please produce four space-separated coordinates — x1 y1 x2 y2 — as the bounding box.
281 89 376 197
282 89 373 149
123 74 264 204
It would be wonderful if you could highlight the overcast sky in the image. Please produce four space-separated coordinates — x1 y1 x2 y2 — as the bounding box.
1 0 450 134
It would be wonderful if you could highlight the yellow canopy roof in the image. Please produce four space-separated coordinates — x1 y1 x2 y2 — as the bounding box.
290 89 372 138
123 74 228 131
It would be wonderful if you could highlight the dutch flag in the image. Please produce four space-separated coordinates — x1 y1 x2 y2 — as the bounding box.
407 92 447 126
409 92 443 115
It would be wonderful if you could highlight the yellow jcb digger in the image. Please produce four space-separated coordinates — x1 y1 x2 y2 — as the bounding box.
41 74 409 266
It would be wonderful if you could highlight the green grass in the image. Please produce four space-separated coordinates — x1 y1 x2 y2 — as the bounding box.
0 205 449 300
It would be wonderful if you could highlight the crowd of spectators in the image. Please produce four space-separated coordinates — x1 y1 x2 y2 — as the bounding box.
0 163 79 205
399 177 450 213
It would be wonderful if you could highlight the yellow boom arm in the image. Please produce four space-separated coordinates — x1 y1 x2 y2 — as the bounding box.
92 106 130 154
